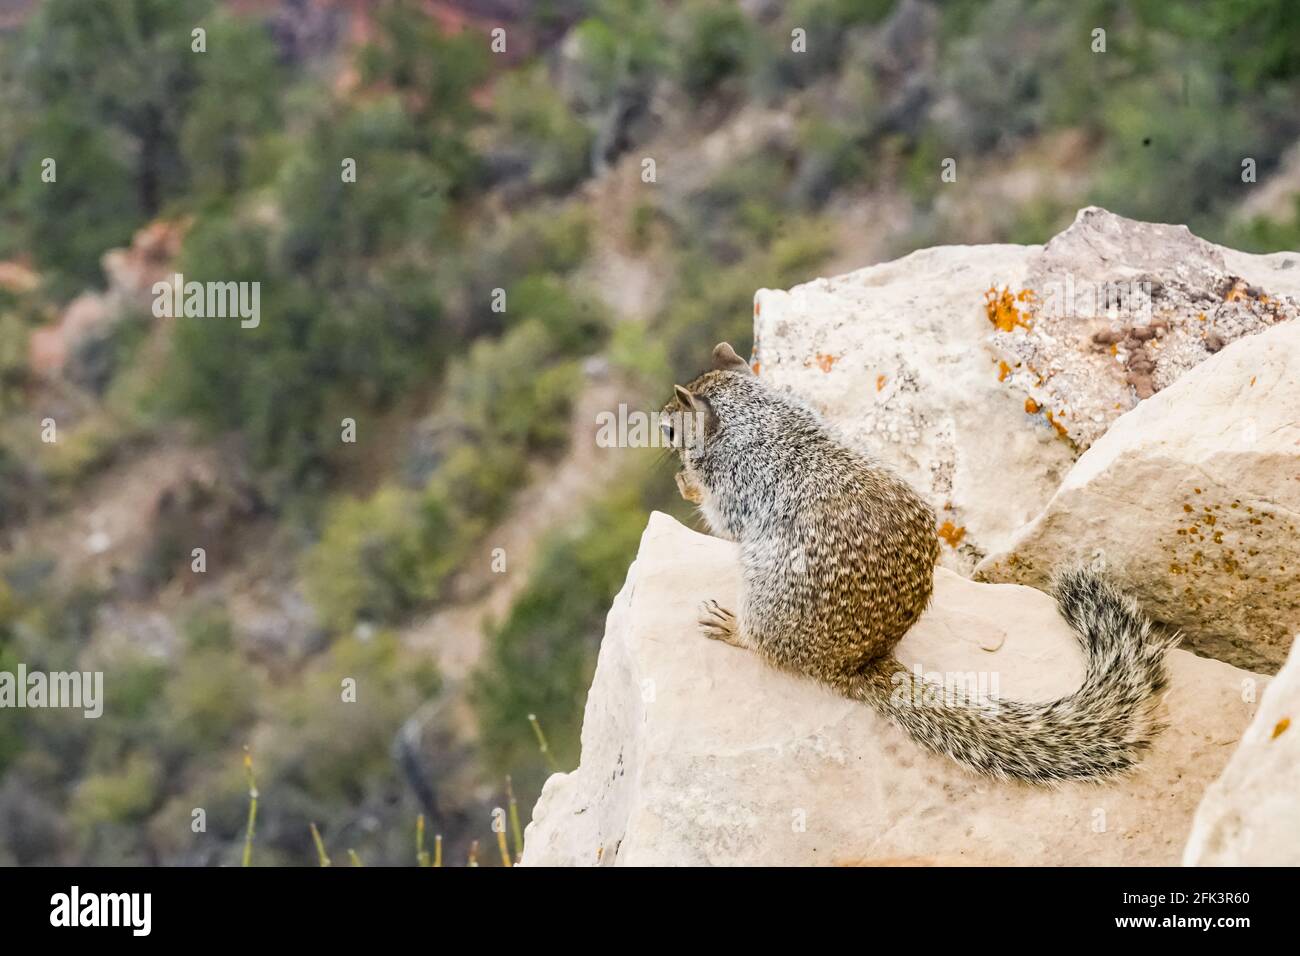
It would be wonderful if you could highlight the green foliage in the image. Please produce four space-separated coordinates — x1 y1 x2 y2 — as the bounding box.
606 321 669 395
304 486 431 632
663 217 834 381
355 0 488 187
143 2 488 492
690 153 795 251
0 311 32 412
65 309 151 396
163 648 260 752
671 1 757 97
901 129 948 204
278 101 455 266
441 319 590 453
70 752 163 831
471 471 669 796
793 115 872 202
33 410 136 491
0 579 20 772
442 204 592 335
5 108 139 295
260 631 439 804
1 566 440 863
1228 196 1300 253
1133 0 1300 89
0 0 287 290
305 311 601 633
750 0 895 94
161 103 464 484
568 0 669 102
1089 61 1259 231
180 15 285 202
1006 196 1075 245
491 66 593 193
930 0 1300 237
506 274 606 354
935 0 1091 152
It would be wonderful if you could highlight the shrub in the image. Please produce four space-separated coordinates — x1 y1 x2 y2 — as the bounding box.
304 486 431 632
472 470 670 798
70 752 163 831
162 648 261 752
672 1 758 98
305 316 595 633
1089 62 1262 231
259 631 439 806
1227 195 1300 253
490 66 593 193
663 216 833 381
439 204 591 336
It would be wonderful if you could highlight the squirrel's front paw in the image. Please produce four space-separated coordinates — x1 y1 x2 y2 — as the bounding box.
675 469 704 504
698 600 743 647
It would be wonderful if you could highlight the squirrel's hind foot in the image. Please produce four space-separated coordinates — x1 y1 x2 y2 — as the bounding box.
698 600 744 647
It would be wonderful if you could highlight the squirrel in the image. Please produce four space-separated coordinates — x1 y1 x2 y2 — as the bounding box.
660 341 1176 784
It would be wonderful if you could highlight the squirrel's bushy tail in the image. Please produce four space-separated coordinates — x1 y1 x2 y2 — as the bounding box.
849 568 1177 784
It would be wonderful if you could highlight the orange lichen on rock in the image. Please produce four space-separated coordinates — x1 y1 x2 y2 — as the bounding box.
1024 397 1039 414
1224 278 1251 302
876 374 886 391
997 361 1011 381
1045 409 1070 440
937 520 966 549
808 352 837 373
984 286 1035 332
1272 717 1290 739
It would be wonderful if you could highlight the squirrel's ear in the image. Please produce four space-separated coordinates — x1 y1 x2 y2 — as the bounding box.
711 342 753 374
673 384 697 409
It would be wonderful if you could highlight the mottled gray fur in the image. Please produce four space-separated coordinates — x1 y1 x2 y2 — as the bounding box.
663 342 1175 784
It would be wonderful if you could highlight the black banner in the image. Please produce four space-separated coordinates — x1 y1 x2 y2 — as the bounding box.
0 866 1279 941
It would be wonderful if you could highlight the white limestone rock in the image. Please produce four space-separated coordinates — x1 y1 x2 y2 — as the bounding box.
753 242 1064 574
751 207 1300 575
1184 639 1300 866
521 513 1264 867
997 206 1300 449
976 320 1300 672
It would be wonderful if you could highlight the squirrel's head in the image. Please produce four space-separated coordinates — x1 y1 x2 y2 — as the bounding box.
660 342 756 463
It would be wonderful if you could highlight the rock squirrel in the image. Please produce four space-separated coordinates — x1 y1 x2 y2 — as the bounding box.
661 341 1176 784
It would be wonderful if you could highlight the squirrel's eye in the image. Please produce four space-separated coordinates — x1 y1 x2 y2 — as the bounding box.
661 421 676 445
